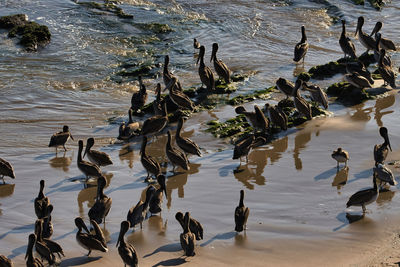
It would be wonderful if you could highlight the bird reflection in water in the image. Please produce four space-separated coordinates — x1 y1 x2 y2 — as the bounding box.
148 215 167 236
349 103 372 122
332 166 349 193
376 189 395 207
233 162 266 190
0 183 15 198
119 143 135 169
293 130 312 170
234 231 247 246
374 94 395 127
48 151 72 172
267 136 288 165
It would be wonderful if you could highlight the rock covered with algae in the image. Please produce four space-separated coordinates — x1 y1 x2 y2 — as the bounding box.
77 1 133 19
349 0 385 10
327 82 372 106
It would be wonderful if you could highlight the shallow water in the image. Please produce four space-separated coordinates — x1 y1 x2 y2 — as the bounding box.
1 0 400 265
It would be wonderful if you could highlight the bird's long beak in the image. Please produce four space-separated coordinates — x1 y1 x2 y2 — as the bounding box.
163 78 174 92
210 50 216 63
196 54 200 65
70 134 74 141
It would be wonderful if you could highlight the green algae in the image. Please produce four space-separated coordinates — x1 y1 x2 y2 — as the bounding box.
348 0 384 10
78 1 133 19
206 115 252 140
327 82 372 106
142 23 173 34
227 86 275 106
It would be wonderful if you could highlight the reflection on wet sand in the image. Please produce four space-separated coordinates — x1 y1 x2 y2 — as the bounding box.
266 136 288 165
349 103 373 122
48 152 73 172
0 183 15 198
376 189 395 206
374 94 395 127
332 166 349 193
294 130 312 170
119 143 136 169
233 163 266 190
148 215 167 236
234 232 247 246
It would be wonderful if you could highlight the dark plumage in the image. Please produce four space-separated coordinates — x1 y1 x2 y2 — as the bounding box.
131 76 148 112
374 127 391 165
25 234 44 267
346 61 374 85
34 180 50 219
166 131 189 173
211 43 231 84
193 38 200 50
293 79 312 120
35 219 64 259
176 211 203 240
34 220 56 266
84 138 113 167
153 83 164 116
265 103 287 130
164 76 195 111
127 186 155 229
117 221 138 267
197 45 215 93
301 81 329 110
331 147 349 168
88 176 112 225
175 117 202 159
293 25 309 63
371 21 396 51
140 102 168 137
0 254 13 267
344 72 372 89
180 212 196 256
0 158 15 184
235 105 269 133
378 48 396 88
148 174 167 215
276 78 294 99
339 20 356 59
233 135 266 163
140 136 161 181
77 140 102 180
163 55 182 91
355 16 376 53
42 204 54 239
48 125 74 152
346 175 378 213
75 217 108 256
235 190 249 232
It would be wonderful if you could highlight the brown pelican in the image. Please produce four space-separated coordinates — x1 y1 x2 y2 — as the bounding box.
339 20 356 58
378 48 396 88
163 55 183 91
180 212 196 256
0 254 13 267
175 117 202 159
74 217 108 256
127 186 155 229
235 190 249 232
235 105 269 133
25 234 44 267
197 45 215 93
331 147 349 168
35 219 64 259
77 140 102 180
293 79 312 120
164 76 195 111
120 108 140 140
0 158 15 184
88 175 112 224
374 163 396 187
346 61 374 85
370 21 396 51
355 16 376 53
149 174 167 215
117 221 138 267
83 138 113 167
346 174 378 214
293 25 309 63
34 180 50 219
175 211 203 240
131 76 148 112
42 204 54 239
374 127 391 165
48 125 74 152
374 33 392 67
344 72 373 89
277 106 288 129
140 136 161 181
210 43 231 84
140 102 168 137
193 38 200 50
233 135 266 164
276 78 294 99
301 82 329 109
34 220 56 266
166 131 189 173
265 103 287 130
153 83 164 116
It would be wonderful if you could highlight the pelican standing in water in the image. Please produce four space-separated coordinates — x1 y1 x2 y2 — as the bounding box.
88 175 112 225
35 219 64 260
235 190 249 232
197 45 215 94
164 76 195 111
148 174 167 215
210 42 231 84
301 81 329 110
131 76 148 113
378 48 396 88
48 125 74 152
276 78 295 99
339 20 356 59
233 135 266 165
264 103 287 130
140 102 168 137
77 140 102 181
84 138 113 167
163 55 182 91
74 217 108 256
355 16 376 54
235 105 269 134
370 21 396 51
180 212 196 256
153 83 164 116
166 131 189 173
331 147 349 168
176 211 203 240
0 254 13 267
25 234 43 267
117 221 138 267
175 117 202 159
140 136 161 182
293 25 309 63
374 127 391 165
344 72 373 89
34 220 56 266
0 157 15 184
193 38 200 51
127 185 155 229
34 180 50 219
346 174 378 214
374 163 396 187
293 79 312 120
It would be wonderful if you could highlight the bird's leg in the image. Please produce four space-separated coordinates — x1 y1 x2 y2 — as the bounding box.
1 176 4 184
63 144 67 151
362 204 366 214
140 222 143 229
337 161 339 168
345 160 348 167
87 250 92 256
246 155 249 163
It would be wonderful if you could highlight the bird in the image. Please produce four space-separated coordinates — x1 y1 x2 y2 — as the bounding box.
164 76 195 111
175 117 202 159
355 16 376 53
370 21 396 51
34 180 50 219
378 48 396 88
210 42 231 84
88 175 112 225
83 138 113 167
127 185 155 229
0 158 15 184
48 125 74 152
374 33 392 67
140 102 168 137
344 72 373 89
0 254 13 267
193 38 200 51
153 83 164 116
339 20 356 59
235 105 269 133
235 190 249 232
34 220 56 266
175 211 203 240
163 55 183 91
74 217 108 256
233 135 266 164
179 212 196 256
118 108 140 140
77 140 102 181
130 76 148 113
35 219 64 259
346 61 374 85
166 131 189 173
117 221 138 267
197 45 215 93
293 79 312 120
25 234 44 267
331 147 349 168
293 25 309 63
301 81 329 110
42 204 54 239
374 163 396 187
374 127 391 165
346 174 378 214
264 103 287 130
140 136 161 182
276 78 295 99
148 174 167 215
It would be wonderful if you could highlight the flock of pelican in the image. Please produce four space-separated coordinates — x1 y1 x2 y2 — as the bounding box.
0 15 398 267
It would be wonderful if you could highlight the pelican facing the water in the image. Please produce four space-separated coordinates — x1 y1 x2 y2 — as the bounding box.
0 157 15 184
127 186 155 229
339 20 356 59
378 48 396 88
140 136 161 181
374 163 396 187
130 76 148 113
332 148 349 168
166 131 189 173
117 221 138 267
140 102 168 137
344 72 373 89
74 217 108 256
235 190 249 232
211 42 231 84
197 45 215 93
48 125 74 152
293 25 309 63
276 78 294 99
84 138 113 167
355 16 376 53
374 127 391 165
175 117 202 159
88 175 112 225
370 21 396 51
25 234 43 267
293 79 312 120
346 174 378 214
77 140 102 180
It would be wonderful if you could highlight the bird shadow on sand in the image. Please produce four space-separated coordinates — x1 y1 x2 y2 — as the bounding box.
333 211 366 232
60 256 102 266
8 244 27 259
0 223 34 240
143 243 181 258
152 257 187 267
346 168 372 185
200 231 236 247
314 167 338 181
34 153 57 160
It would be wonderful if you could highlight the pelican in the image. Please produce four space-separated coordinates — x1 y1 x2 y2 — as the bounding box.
140 102 168 137
210 43 231 84
25 234 44 267
355 16 376 53
83 138 113 167
370 21 396 51
131 76 148 112
140 136 161 181
175 117 202 159
77 140 102 180
34 180 50 219
74 217 108 256
117 221 138 267
0 158 15 184
127 186 155 229
166 131 189 173
120 108 140 139
153 83 164 116
48 125 74 152
42 204 54 239
35 219 64 259
180 212 196 256
265 103 287 130
149 174 167 215
0 254 13 267
346 174 378 214
374 163 396 187
235 190 249 232
293 79 312 120
346 61 374 85
331 147 349 168
164 76 195 111
197 45 215 93
301 82 329 109
235 105 269 133
374 127 391 165
276 78 294 99
378 48 396 88
34 220 56 266
233 135 266 164
374 33 392 67
175 211 203 240
163 55 182 91
293 25 309 63
193 38 200 50
344 72 372 89
339 20 356 58
88 175 112 225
